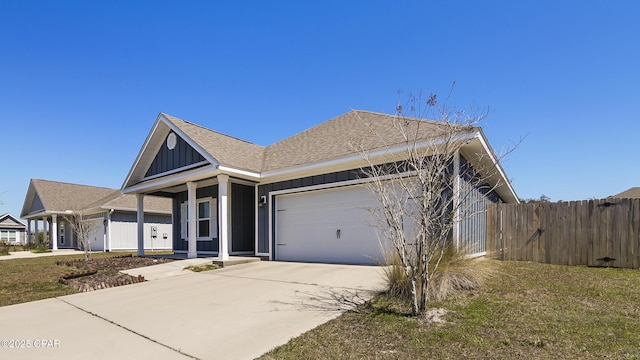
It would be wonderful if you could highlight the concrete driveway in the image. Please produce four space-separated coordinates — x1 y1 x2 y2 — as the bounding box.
0 261 384 360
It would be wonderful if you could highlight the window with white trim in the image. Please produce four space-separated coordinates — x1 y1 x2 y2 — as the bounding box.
181 198 217 241
0 230 18 244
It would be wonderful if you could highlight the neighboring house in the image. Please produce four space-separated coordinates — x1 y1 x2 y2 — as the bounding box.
122 110 518 264
610 187 640 199
20 179 172 251
0 213 27 245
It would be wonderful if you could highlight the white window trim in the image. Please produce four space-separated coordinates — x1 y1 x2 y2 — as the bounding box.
0 230 18 244
181 197 217 241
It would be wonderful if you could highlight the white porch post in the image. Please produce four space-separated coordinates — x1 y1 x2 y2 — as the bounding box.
187 182 198 259
41 217 48 246
136 194 145 256
51 214 58 250
26 220 32 245
34 219 39 245
217 175 230 261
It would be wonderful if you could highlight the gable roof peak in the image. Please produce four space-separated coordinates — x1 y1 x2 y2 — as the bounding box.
160 112 263 147
31 178 114 192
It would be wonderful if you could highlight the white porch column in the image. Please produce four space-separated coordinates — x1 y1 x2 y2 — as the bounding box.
51 214 58 250
136 194 145 256
187 182 198 259
41 217 48 246
217 175 230 261
26 220 32 245
34 219 39 245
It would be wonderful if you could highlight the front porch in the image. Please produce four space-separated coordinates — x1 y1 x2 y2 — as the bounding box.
133 175 257 260
22 214 77 250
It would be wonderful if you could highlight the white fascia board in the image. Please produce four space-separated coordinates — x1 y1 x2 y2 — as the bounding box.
123 164 219 194
96 206 172 215
260 132 479 182
121 115 165 191
141 161 210 183
473 132 519 203
23 210 69 220
159 113 220 169
217 165 261 181
121 113 221 192
2 213 25 224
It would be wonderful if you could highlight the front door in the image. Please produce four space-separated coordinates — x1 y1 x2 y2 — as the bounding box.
231 183 255 253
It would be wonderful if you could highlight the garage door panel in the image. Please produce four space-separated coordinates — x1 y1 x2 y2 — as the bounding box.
275 186 389 264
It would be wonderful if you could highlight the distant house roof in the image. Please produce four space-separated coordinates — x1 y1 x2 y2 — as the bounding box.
610 187 640 199
21 179 171 219
0 213 26 230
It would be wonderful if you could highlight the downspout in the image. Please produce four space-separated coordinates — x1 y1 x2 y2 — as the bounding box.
107 209 114 252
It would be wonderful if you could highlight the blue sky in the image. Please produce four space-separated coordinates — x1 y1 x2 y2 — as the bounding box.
1 0 639 218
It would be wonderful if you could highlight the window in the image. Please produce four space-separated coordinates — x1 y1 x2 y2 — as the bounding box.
0 230 17 244
181 198 217 241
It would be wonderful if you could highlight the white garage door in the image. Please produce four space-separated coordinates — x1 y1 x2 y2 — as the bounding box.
275 185 389 265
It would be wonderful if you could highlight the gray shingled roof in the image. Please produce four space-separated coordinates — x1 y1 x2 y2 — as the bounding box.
31 179 117 212
0 213 26 228
262 110 475 172
162 113 265 173
610 187 640 199
30 179 171 214
161 110 474 173
99 193 171 213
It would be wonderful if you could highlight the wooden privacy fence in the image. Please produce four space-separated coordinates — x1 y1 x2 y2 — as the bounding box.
486 199 640 269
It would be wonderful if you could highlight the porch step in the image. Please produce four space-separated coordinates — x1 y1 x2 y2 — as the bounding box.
212 256 262 268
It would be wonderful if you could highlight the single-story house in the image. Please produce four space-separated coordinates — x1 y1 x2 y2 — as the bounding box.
0 213 27 245
122 110 518 264
610 187 640 199
20 179 173 251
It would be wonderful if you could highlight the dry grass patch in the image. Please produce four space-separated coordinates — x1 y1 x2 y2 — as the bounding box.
260 261 640 359
382 244 488 303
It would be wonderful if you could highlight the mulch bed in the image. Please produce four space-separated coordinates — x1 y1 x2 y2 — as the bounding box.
56 254 173 292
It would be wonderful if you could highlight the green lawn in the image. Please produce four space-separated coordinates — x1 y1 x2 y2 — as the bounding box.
260 260 640 359
0 252 139 306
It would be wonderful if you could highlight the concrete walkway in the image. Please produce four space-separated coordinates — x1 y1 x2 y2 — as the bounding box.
0 249 84 260
122 257 216 280
0 261 385 360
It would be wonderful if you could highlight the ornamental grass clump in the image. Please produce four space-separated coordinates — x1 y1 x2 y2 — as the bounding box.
382 244 487 304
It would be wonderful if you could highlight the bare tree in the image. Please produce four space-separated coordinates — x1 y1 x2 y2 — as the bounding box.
351 90 516 315
64 212 101 261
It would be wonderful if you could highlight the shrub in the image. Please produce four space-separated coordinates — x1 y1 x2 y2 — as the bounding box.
381 244 488 303
32 243 52 253
0 241 9 256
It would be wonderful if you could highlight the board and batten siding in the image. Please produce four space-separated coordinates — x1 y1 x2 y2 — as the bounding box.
145 133 206 178
457 155 504 255
109 212 172 250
